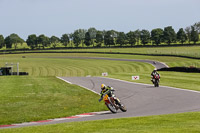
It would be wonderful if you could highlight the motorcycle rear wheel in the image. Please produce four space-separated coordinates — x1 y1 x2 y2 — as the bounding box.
154 80 159 87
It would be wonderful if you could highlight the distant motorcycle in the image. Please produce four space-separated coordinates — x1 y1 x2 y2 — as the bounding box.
99 90 127 113
152 74 160 87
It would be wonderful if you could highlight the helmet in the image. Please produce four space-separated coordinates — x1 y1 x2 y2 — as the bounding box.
101 84 106 90
154 68 157 71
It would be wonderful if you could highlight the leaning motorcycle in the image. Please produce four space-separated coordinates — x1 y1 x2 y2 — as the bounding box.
99 90 127 113
153 74 160 87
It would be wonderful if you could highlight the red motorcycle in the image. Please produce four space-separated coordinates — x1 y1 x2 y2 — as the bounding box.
99 90 127 113
152 74 160 87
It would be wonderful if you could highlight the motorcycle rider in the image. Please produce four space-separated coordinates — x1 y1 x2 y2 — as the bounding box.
151 68 160 83
99 84 121 106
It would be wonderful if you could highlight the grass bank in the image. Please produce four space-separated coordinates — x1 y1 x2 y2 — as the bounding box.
0 76 106 125
1 112 200 133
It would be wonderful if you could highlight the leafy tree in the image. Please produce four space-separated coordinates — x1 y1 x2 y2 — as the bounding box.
50 36 60 48
72 30 81 47
0 35 4 49
95 31 103 47
79 29 87 47
61 34 69 47
177 28 187 44
104 30 115 47
69 33 73 47
185 26 192 44
151 28 164 45
126 31 136 46
37 34 50 49
4 36 12 48
26 34 38 49
163 26 176 45
191 26 199 44
102 30 107 38
140 29 150 45
88 27 97 47
116 32 127 46
72 29 86 47
193 22 200 34
134 29 141 45
110 30 118 45
84 32 91 47
5 33 24 49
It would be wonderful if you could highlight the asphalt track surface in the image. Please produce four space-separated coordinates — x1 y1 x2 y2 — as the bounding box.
28 56 168 69
2 58 200 129
63 56 168 69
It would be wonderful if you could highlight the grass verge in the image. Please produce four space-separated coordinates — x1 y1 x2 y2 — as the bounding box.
0 76 106 125
1 112 200 133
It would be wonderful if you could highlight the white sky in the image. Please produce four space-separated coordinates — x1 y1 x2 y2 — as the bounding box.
0 0 200 39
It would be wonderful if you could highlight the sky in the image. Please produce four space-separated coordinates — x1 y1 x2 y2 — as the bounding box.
0 0 200 39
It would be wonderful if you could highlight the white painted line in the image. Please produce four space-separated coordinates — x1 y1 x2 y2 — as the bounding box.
160 85 200 94
56 77 72 84
56 77 100 95
14 122 37 126
91 111 110 114
76 115 94 117
99 77 200 94
52 118 69 121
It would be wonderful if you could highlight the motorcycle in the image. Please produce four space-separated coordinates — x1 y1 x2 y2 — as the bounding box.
99 90 127 113
152 74 160 87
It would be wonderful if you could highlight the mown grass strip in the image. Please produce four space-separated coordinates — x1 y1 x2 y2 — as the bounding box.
0 53 200 91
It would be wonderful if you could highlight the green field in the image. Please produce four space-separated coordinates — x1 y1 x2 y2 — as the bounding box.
1 53 200 91
46 45 200 58
0 76 106 125
0 51 200 132
1 45 200 58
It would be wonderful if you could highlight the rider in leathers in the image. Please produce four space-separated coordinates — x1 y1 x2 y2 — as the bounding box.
151 68 160 83
98 84 121 106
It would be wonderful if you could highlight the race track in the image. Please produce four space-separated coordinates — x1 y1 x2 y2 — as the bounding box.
1 58 200 129
31 56 168 69
60 76 200 118
3 76 200 129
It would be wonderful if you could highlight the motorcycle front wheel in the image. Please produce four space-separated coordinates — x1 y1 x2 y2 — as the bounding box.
106 103 117 113
119 104 127 112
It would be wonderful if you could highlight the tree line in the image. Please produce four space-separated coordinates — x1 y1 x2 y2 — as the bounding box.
0 22 200 50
